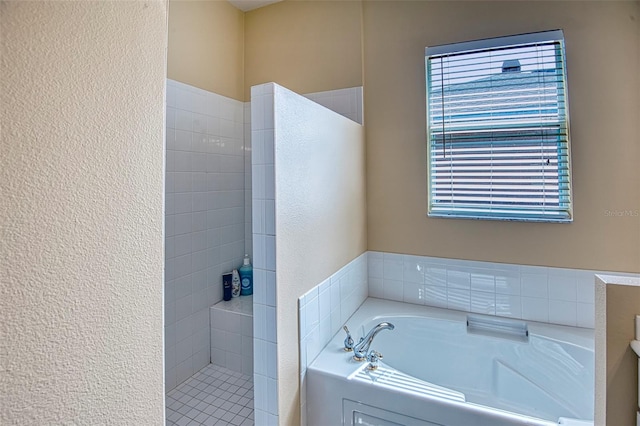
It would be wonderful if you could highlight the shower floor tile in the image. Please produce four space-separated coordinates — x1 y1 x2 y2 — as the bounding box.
166 364 254 426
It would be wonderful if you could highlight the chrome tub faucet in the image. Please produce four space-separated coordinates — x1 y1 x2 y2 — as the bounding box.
352 322 395 361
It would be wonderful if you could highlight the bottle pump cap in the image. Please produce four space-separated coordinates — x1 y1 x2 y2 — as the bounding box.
243 254 250 266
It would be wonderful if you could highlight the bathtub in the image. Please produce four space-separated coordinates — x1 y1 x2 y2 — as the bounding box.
306 298 594 426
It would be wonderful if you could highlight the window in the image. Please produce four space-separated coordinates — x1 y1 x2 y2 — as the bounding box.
426 30 572 222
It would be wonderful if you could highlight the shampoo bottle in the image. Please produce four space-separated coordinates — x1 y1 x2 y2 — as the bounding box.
239 254 253 296
231 269 241 298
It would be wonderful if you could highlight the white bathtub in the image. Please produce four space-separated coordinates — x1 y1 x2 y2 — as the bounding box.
307 298 594 426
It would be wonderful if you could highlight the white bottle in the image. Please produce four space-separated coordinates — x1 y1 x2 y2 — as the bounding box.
231 269 241 298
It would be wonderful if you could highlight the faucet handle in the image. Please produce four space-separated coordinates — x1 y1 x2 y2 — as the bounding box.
366 350 383 370
343 326 354 352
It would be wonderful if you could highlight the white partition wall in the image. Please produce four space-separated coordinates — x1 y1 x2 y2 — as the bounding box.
251 83 366 425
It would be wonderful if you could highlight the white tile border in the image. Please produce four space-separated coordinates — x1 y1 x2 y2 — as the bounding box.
369 251 639 329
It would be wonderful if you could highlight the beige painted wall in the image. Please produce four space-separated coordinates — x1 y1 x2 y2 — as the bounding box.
1 2 166 424
168 0 244 100
363 1 640 273
595 276 640 426
244 0 363 100
274 85 367 425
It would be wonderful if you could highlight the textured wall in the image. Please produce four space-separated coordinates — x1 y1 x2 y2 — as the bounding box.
363 1 640 273
1 2 167 424
595 276 640 426
244 0 363 101
168 0 245 101
274 84 367 425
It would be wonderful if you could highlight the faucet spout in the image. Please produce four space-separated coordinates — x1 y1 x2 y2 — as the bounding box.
353 322 395 360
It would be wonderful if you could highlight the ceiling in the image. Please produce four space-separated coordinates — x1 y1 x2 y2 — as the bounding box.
227 0 282 12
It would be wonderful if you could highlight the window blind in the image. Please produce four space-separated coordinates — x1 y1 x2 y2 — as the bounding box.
426 30 572 222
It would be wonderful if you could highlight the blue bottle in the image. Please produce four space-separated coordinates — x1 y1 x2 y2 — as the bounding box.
239 254 253 296
222 272 232 301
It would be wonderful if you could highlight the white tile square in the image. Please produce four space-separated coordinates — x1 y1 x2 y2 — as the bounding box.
264 165 275 200
319 288 331 320
447 288 471 312
521 273 548 298
369 278 384 298
548 300 577 326
382 279 403 302
470 271 495 293
521 296 549 323
265 200 276 236
263 95 274 130
319 278 331 294
176 337 192 364
265 236 276 271
253 339 267 376
193 112 207 134
241 314 253 337
266 271 277 306
403 282 425 305
425 265 447 287
253 304 267 341
266 306 277 343
424 285 447 308
225 333 242 354
403 259 425 284
495 293 522 319
471 291 496 315
383 258 403 281
305 326 321 367
267 341 278 379
576 270 596 303
166 107 176 129
576 303 595 328
176 109 192 131
305 296 319 333
330 307 341 334
495 271 521 295
264 130 275 166
319 317 332 349
167 83 177 107
548 275 577 302
253 374 267 411
253 268 266 305
252 199 265 234
447 270 470 289
253 236 266 270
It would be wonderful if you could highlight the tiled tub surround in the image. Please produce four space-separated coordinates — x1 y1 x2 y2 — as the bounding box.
210 296 254 377
368 252 640 329
298 253 368 426
165 79 246 390
297 251 637 424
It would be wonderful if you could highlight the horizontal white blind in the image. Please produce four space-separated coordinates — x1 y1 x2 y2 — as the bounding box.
426 32 572 222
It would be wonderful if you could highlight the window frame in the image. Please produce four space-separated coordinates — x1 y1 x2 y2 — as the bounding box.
425 30 573 223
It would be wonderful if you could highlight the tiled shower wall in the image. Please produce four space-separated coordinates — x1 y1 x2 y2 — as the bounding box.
250 83 279 425
165 80 246 390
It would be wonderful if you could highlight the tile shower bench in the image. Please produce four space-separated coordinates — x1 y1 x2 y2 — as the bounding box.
210 296 253 377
